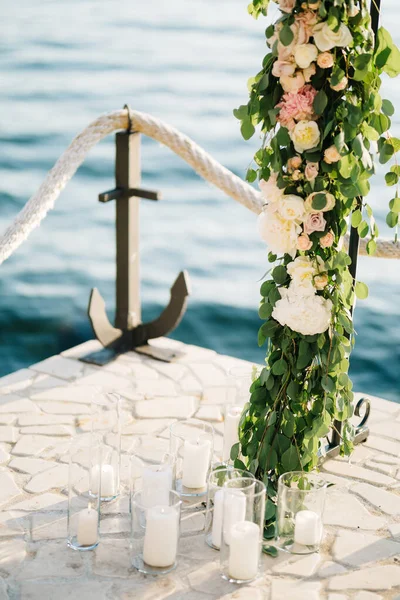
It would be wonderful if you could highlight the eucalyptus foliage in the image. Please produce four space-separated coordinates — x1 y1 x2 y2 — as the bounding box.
233 0 400 540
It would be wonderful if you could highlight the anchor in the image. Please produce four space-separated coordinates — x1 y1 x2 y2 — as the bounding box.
81 114 190 366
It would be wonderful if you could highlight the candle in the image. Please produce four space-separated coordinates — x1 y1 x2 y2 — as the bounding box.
223 489 247 545
228 521 260 581
91 464 116 498
143 505 179 568
223 406 242 462
294 510 323 546
182 439 211 489
77 505 98 547
142 464 173 508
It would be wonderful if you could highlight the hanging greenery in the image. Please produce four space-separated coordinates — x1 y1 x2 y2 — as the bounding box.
232 0 400 541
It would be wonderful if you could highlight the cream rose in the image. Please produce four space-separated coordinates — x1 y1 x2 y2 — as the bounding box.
272 59 296 78
303 63 316 82
320 231 335 248
287 255 326 295
317 51 334 69
280 72 306 93
259 173 284 203
324 145 341 164
272 289 333 335
314 273 329 290
277 195 306 221
291 120 321 153
331 76 348 92
313 22 353 52
297 233 313 251
287 156 302 172
294 44 318 69
278 0 296 13
305 191 336 212
258 206 301 258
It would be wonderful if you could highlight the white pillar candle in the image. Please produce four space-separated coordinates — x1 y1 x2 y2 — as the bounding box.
294 510 323 546
77 505 98 547
182 439 211 489
143 506 179 568
223 489 247 545
142 464 173 508
223 406 242 462
228 521 260 581
91 464 116 498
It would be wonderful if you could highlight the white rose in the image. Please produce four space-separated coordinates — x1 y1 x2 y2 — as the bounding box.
277 195 306 222
259 173 284 203
291 120 321 153
272 289 333 335
277 0 296 13
294 44 318 69
313 22 353 52
287 255 326 296
258 206 302 258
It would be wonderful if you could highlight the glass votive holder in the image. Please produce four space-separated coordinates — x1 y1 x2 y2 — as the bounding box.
228 365 255 406
90 391 121 501
275 471 328 555
170 419 214 498
220 478 266 584
205 466 254 550
130 451 176 509
131 489 182 575
222 405 243 463
67 437 101 551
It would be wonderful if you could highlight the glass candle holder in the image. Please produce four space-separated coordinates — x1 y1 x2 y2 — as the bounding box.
228 365 255 406
90 391 121 501
67 437 101 551
220 478 266 584
275 471 328 555
131 489 182 575
170 419 214 497
205 466 254 550
222 405 243 463
130 449 176 510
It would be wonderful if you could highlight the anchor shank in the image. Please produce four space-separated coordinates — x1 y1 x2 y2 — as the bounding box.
115 131 142 330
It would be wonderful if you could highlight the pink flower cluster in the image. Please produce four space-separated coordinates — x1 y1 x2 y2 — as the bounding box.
277 85 318 130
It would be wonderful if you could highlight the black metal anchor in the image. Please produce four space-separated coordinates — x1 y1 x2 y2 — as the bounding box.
81 125 190 366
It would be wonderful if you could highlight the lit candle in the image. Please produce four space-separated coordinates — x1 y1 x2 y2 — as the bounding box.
223 406 242 462
228 521 260 581
142 464 173 508
143 505 179 568
294 510 323 546
77 504 98 547
91 464 116 498
182 439 211 489
223 489 246 545
212 488 246 548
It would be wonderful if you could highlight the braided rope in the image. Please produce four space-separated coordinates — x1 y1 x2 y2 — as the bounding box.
0 107 399 264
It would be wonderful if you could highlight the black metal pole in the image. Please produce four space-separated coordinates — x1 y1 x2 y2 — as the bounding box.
330 0 381 450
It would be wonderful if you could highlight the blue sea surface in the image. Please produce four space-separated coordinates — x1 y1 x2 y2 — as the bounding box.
0 0 399 401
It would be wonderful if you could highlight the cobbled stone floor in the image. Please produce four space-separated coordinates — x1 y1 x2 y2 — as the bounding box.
0 337 398 599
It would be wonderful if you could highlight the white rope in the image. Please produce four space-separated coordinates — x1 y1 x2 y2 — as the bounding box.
0 107 399 263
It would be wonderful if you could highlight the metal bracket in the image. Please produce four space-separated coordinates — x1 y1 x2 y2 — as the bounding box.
81 127 190 366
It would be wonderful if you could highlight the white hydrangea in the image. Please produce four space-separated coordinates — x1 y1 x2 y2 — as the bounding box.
272 287 333 335
258 205 302 258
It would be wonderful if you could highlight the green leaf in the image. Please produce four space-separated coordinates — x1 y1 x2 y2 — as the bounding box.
233 105 248 120
367 239 377 255
271 358 288 376
246 168 257 183
265 499 276 520
321 375 335 393
281 446 301 472
389 197 400 213
282 410 295 438
259 302 273 320
375 27 400 78
313 90 328 116
261 319 280 338
279 24 294 47
272 265 288 285
263 545 278 557
379 142 395 164
355 281 369 299
241 119 255 141
260 280 274 297
351 209 362 228
382 99 395 116
357 220 369 238
311 193 327 211
386 211 399 228
230 442 240 461
385 172 398 186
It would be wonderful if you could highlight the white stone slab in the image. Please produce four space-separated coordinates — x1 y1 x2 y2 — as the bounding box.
19 425 74 436
354 593 383 600
12 435 64 457
322 459 397 486
0 539 26 574
18 413 75 426
135 396 198 419
0 369 33 393
188 363 227 386
270 578 321 600
0 397 39 414
351 482 400 516
12 492 67 512
324 491 386 530
195 405 223 422
93 539 132 578
31 513 68 541
25 464 84 494
0 426 17 443
0 445 9 465
364 435 400 457
17 541 85 579
36 401 90 415
329 565 400 591
122 418 175 435
30 356 86 380
332 529 400 567
9 457 58 475
0 471 20 506
31 385 95 404
370 421 400 442
272 553 321 577
18 581 112 600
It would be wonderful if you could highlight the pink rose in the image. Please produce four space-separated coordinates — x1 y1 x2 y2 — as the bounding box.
324 145 341 164
287 156 302 172
305 161 319 181
320 231 334 248
277 84 318 127
272 60 296 78
317 52 334 69
297 233 313 251
304 212 326 234
278 0 296 13
314 273 328 290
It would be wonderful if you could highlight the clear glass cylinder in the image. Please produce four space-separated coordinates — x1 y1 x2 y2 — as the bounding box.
228 365 255 406
205 467 254 550
67 437 101 551
169 419 214 497
131 489 182 575
275 471 328 554
130 447 176 510
222 405 243 463
220 478 266 584
90 391 121 501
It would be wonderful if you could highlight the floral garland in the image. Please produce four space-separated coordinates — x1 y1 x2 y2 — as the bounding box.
233 0 400 541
